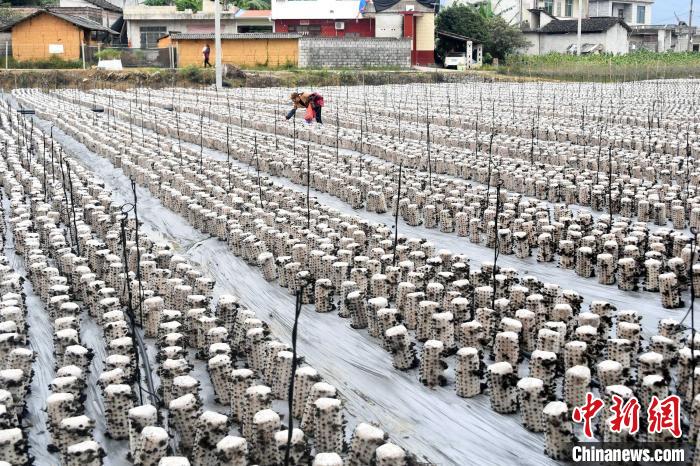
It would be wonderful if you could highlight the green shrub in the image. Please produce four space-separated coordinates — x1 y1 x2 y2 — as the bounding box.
6 55 82 69
436 4 530 63
501 51 700 82
94 49 122 60
177 64 214 84
175 0 202 11
178 64 201 80
144 0 170 5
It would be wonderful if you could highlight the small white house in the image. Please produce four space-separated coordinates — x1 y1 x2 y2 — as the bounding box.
522 12 630 54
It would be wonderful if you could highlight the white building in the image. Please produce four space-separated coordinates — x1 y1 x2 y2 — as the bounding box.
526 0 588 20
124 0 272 48
441 0 588 25
630 24 700 52
522 11 630 54
588 0 653 26
440 0 522 23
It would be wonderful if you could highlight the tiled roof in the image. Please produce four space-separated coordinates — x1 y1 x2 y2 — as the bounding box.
539 17 631 34
0 7 37 27
50 10 119 33
83 0 122 13
170 32 300 40
236 9 271 18
0 9 119 34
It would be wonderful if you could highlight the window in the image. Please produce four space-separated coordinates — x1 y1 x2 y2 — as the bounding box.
636 5 646 23
287 24 321 35
237 25 273 33
565 0 573 16
544 0 553 14
617 8 624 19
140 26 167 48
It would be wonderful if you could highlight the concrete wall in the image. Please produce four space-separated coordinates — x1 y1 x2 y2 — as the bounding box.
12 12 83 60
175 37 298 67
298 37 411 68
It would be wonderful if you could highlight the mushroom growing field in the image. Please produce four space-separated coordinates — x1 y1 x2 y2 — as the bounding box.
2 79 700 466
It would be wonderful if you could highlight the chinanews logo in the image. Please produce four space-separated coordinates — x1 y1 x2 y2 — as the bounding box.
570 393 688 465
572 392 682 438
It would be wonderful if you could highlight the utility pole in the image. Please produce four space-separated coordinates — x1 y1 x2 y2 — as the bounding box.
519 0 524 26
215 0 222 89
690 0 695 52
577 0 584 55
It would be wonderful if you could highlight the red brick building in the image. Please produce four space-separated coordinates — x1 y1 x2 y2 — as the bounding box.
271 0 435 64
274 18 374 37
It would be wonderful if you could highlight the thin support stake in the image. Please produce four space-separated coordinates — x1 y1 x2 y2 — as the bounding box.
284 287 304 466
306 144 310 229
393 162 403 267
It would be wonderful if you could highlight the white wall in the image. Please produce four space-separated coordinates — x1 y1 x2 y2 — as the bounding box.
271 0 362 20
604 23 629 52
522 31 541 54
376 14 403 38
540 31 608 53
523 24 629 54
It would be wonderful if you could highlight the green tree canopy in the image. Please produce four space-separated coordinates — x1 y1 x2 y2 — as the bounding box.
435 3 530 63
235 0 270 9
175 0 202 11
141 0 271 10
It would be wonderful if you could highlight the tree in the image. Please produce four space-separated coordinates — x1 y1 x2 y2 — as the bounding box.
143 0 171 6
435 3 529 63
5 0 56 6
175 0 202 11
486 15 529 60
235 0 271 9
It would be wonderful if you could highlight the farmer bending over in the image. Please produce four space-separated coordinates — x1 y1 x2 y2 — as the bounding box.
285 91 324 125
